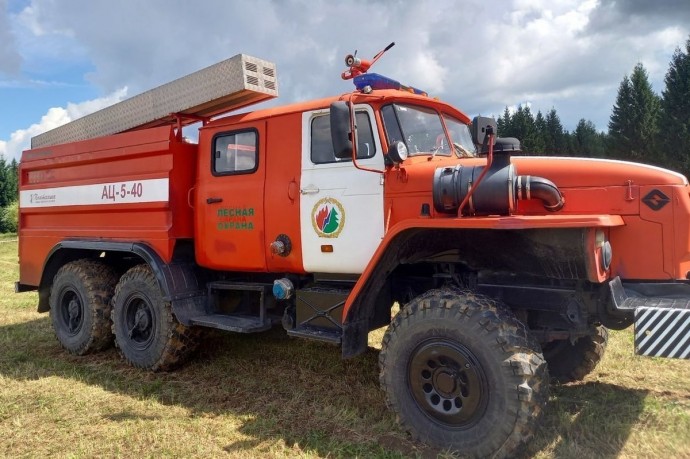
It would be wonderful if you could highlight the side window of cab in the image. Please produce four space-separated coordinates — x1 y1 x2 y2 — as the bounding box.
213 129 258 175
310 112 376 164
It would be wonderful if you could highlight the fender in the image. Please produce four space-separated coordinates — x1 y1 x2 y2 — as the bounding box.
37 240 206 324
340 213 625 358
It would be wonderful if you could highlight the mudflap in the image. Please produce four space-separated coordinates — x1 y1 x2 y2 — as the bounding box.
634 307 690 359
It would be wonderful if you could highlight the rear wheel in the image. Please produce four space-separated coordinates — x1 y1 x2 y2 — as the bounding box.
379 289 548 458
111 264 198 371
49 260 118 355
543 325 608 383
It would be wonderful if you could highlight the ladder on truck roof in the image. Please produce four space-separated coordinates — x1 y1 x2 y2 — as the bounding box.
31 54 278 149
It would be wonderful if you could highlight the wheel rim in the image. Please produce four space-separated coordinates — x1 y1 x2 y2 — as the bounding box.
408 339 488 428
57 287 84 336
123 293 157 350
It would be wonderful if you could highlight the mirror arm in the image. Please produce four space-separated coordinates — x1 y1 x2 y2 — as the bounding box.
348 94 385 174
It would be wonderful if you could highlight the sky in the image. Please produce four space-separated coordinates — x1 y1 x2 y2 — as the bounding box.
1 0 689 162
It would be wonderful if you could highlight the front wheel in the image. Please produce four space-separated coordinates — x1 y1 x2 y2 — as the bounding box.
379 289 548 458
111 265 198 371
543 325 608 383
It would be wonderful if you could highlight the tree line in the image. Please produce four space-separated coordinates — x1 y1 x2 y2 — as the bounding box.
0 158 18 233
497 36 690 178
497 105 609 159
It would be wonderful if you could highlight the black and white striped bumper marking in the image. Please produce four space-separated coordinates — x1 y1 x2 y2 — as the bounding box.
635 307 690 359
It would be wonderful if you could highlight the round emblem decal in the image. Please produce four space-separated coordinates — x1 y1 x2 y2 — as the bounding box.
312 197 345 238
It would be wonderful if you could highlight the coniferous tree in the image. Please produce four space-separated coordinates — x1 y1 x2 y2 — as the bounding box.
563 132 576 156
510 105 538 153
544 109 567 155
659 36 690 176
573 119 606 157
608 75 634 157
7 159 18 202
497 106 512 137
608 63 660 162
0 157 8 209
532 110 547 154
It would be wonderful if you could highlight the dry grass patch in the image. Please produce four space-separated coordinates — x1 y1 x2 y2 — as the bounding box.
0 237 688 458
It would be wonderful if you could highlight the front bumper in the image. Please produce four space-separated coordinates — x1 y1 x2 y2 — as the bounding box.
608 277 690 359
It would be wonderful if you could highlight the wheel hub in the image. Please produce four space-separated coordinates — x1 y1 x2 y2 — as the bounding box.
59 290 83 336
68 299 80 320
433 369 458 397
134 307 151 331
408 339 487 428
124 295 156 347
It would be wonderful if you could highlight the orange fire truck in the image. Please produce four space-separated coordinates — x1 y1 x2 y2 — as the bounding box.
16 46 690 457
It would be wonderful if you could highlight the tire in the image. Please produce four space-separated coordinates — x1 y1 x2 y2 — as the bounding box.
49 259 118 355
111 264 198 371
379 289 548 458
543 325 608 384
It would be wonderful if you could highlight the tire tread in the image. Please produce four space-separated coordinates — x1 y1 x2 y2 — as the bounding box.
111 264 199 372
379 288 548 458
545 325 608 383
50 259 118 355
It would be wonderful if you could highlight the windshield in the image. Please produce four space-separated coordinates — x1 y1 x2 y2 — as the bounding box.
443 115 477 157
381 104 476 157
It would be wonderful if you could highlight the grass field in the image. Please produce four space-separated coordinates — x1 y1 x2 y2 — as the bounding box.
1 234 688 458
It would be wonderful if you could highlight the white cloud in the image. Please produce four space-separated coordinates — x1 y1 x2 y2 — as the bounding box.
16 4 46 36
2 0 690 141
0 88 127 161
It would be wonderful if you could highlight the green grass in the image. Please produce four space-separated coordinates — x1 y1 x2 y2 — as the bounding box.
0 237 688 458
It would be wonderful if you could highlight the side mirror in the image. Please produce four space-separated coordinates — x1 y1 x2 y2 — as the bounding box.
330 102 353 159
471 116 497 147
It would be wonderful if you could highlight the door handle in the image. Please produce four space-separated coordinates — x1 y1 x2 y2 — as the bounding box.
300 185 320 195
206 197 223 204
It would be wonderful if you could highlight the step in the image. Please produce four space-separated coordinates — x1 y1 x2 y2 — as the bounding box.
610 277 690 311
207 281 272 292
189 314 271 333
287 325 342 345
206 281 274 324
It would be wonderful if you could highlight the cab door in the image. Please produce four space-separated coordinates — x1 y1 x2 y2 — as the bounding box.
195 122 267 271
299 106 385 274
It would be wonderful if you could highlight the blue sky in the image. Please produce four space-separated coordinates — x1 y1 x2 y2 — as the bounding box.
2 0 690 161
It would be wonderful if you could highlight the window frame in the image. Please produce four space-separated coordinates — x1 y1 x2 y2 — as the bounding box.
310 111 377 165
442 113 477 157
381 103 453 157
211 128 260 177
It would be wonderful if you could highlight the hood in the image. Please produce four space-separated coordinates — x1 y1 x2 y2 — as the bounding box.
511 156 688 188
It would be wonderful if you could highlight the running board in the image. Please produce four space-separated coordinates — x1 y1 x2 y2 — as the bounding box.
189 314 272 333
287 326 342 345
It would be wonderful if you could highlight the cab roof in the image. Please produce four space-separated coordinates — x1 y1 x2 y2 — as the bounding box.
203 89 472 130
